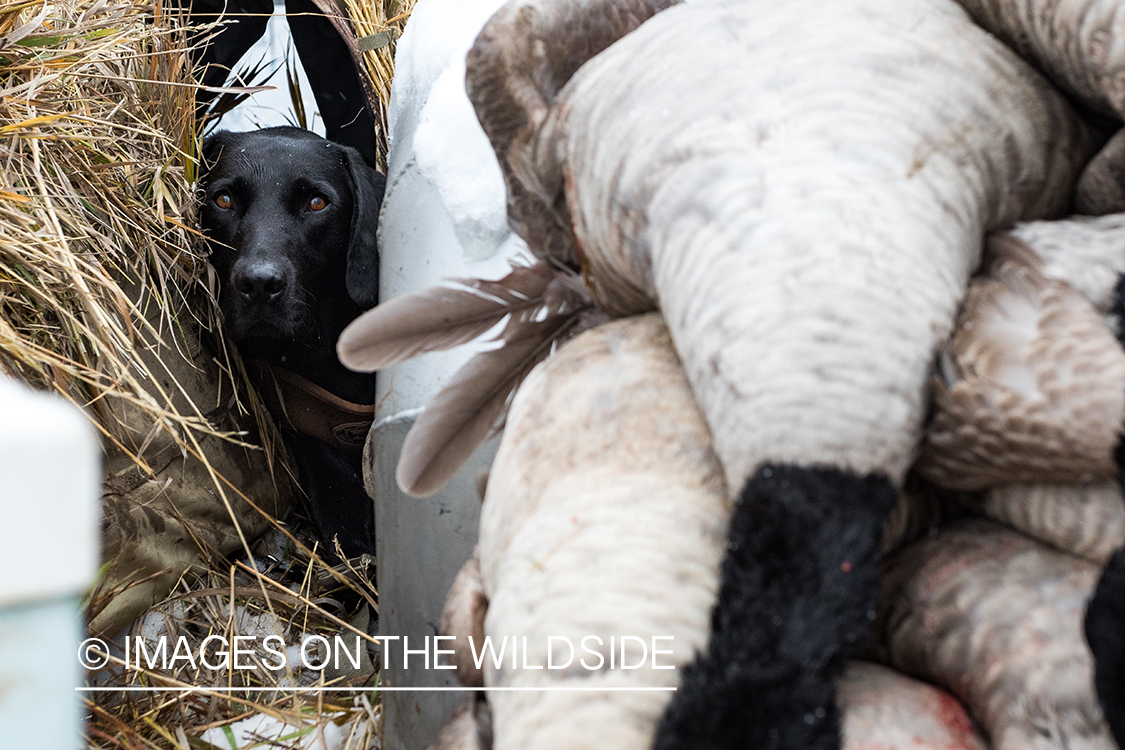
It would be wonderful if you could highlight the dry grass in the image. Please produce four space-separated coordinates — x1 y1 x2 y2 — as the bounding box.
0 0 285 483
86 530 382 750
0 0 388 745
339 0 417 170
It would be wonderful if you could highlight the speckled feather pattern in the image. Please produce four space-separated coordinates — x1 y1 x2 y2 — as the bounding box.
876 520 1114 750
477 315 730 750
971 482 1125 564
951 0 1125 214
917 249 1125 489
838 662 988 750
452 0 1120 747
548 0 1091 488
954 0 1125 118
464 0 681 268
1007 215 1125 314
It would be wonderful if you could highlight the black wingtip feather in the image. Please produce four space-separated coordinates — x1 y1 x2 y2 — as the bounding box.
654 464 895 750
1109 274 1125 350
1086 547 1125 750
1091 416 1125 750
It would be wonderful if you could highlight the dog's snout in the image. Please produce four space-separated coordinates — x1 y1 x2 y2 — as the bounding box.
233 261 288 303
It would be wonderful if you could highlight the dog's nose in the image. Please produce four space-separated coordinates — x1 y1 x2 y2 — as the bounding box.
233 262 287 303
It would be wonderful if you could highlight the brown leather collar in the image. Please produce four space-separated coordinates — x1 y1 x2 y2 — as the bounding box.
248 360 374 453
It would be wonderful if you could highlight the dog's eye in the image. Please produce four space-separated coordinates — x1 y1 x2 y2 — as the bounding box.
214 192 233 210
309 196 328 212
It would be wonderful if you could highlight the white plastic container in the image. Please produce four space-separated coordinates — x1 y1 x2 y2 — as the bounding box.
0 376 100 748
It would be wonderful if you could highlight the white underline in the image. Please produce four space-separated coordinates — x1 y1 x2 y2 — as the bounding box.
76 686 676 693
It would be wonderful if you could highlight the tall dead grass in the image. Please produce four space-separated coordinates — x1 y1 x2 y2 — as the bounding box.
0 0 388 745
339 0 417 170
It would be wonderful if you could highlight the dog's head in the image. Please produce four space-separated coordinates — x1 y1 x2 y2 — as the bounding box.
199 127 384 357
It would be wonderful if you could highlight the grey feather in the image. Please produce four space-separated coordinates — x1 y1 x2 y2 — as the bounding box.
337 262 554 372
396 313 581 497
336 256 599 496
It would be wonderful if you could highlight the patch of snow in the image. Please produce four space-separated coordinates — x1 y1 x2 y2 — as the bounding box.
133 601 185 642
199 711 371 750
224 604 286 641
213 0 323 135
413 61 509 260
385 0 510 166
377 0 529 417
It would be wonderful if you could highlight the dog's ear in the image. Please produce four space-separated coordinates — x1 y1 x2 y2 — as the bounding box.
342 147 386 309
199 130 237 182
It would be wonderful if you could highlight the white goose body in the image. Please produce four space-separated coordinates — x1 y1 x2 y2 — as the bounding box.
549 0 1089 489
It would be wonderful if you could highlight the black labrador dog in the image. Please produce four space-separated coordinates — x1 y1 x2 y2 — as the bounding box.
199 126 384 559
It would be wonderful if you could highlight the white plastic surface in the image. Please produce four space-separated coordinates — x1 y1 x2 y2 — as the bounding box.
0 599 86 748
373 1 524 748
0 375 100 750
0 376 100 608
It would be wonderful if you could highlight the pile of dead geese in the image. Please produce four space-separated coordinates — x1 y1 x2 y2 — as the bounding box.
338 0 1125 747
